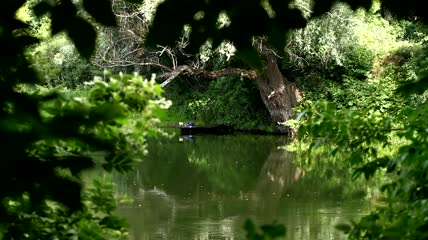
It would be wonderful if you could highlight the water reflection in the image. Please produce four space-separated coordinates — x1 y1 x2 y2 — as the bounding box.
115 134 370 240
252 145 303 216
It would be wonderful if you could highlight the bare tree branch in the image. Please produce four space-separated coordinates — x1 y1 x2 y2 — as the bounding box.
159 65 258 87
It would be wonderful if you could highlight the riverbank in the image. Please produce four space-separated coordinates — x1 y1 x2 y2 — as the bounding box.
160 121 288 136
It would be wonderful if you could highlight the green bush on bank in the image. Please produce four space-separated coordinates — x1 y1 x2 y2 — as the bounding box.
166 76 274 131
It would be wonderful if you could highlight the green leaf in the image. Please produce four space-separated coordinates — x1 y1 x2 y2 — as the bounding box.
397 74 428 96
276 8 306 30
66 17 97 60
10 19 30 31
57 156 95 175
145 0 202 47
48 176 82 211
83 0 116 26
145 2 186 47
311 0 335 18
51 0 77 35
15 35 39 48
32 1 52 17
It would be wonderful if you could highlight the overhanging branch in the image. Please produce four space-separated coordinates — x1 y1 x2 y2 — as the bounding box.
159 65 258 87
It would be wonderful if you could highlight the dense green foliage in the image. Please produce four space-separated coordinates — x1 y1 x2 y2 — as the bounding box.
293 19 428 240
166 75 273 131
27 34 101 88
3 178 129 239
1 71 168 238
0 0 168 238
16 3 101 88
297 94 427 239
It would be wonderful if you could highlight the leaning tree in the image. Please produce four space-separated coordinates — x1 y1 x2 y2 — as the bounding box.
94 0 379 134
94 0 306 134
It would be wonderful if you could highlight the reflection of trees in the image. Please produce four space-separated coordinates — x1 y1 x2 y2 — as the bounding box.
276 198 370 240
253 146 303 215
288 144 374 199
118 188 178 240
114 135 279 240
244 140 371 240
131 135 275 196
113 135 371 240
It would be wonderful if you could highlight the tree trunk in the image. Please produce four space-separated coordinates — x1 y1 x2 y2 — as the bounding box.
255 51 302 135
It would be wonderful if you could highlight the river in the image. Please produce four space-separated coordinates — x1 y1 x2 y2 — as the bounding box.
113 133 371 240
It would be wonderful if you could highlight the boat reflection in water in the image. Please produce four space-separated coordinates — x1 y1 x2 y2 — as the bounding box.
179 135 195 142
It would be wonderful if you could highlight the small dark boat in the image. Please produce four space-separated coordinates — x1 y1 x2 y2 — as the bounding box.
178 123 233 135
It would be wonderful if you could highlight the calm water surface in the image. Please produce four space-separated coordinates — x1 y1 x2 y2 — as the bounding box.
114 134 371 240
